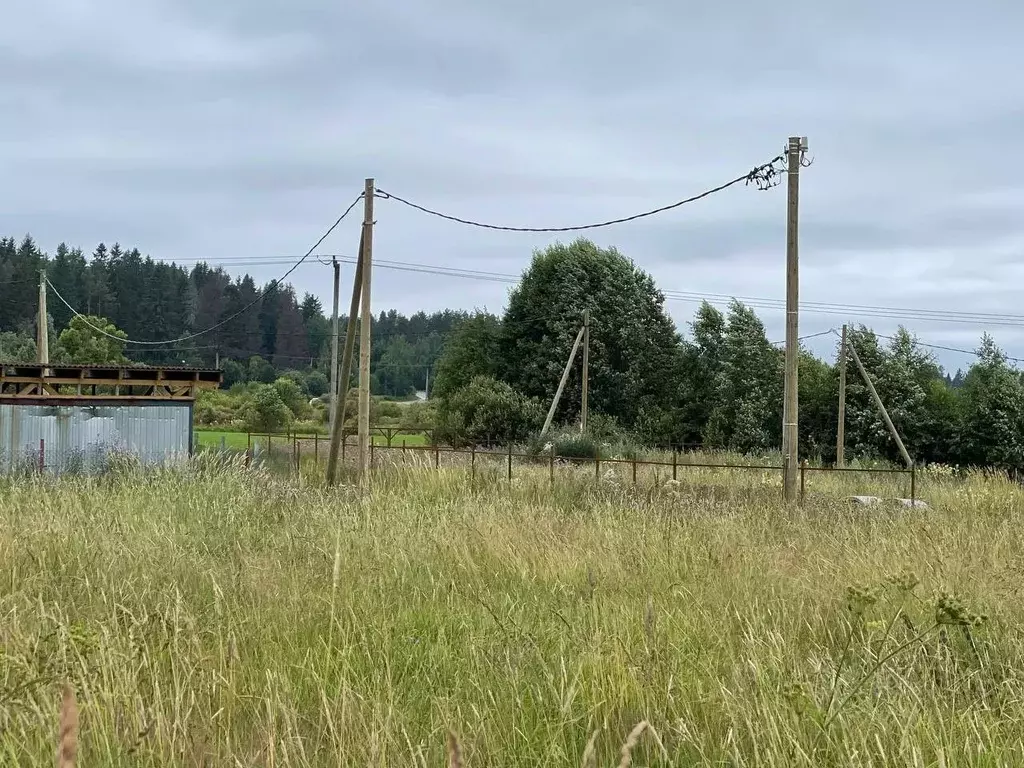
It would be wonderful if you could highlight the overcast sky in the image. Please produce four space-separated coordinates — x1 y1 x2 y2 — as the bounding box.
3 0 1023 371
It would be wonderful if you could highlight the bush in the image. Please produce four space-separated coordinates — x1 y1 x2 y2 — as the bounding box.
273 377 311 420
304 371 329 398
552 432 601 459
239 384 293 433
435 376 543 447
194 390 239 427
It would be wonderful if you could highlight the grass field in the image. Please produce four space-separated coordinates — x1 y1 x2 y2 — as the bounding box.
1 458 1022 765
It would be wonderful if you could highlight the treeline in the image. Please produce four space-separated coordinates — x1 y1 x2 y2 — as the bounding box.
429 240 1024 470
5 232 1023 469
0 234 458 395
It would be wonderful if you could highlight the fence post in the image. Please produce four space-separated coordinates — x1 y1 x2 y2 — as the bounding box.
672 448 678 481
220 435 226 453
245 447 252 469
549 450 555 485
471 444 476 488
267 434 272 456
341 432 346 464
314 433 319 462
910 465 916 508
595 455 600 483
435 443 440 470
370 439 375 472
247 432 252 453
292 437 298 475
632 457 638 485
38 438 45 474
507 443 513 482
800 459 807 503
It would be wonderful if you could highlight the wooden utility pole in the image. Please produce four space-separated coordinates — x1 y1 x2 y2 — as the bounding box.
782 135 806 502
357 178 375 478
581 309 590 433
325 230 365 485
329 257 341 427
540 325 586 439
836 324 847 468
37 270 49 365
847 341 913 468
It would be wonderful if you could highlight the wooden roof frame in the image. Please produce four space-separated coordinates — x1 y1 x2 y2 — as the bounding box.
0 363 222 402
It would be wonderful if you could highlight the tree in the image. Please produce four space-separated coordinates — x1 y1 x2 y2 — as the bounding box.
54 315 128 364
498 239 682 430
375 336 418 396
957 335 1024 469
0 331 37 363
704 301 782 452
432 312 502 399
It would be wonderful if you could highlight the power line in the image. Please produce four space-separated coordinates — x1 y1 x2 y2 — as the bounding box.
45 193 364 346
373 154 786 233
164 252 1024 329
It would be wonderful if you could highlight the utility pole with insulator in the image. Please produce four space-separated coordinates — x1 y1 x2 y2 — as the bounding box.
37 270 49 365
782 135 806 503
836 324 847 468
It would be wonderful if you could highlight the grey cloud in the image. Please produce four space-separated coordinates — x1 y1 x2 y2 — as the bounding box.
3 0 1024 370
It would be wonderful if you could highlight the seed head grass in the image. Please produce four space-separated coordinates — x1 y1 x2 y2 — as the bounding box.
0 456 1023 764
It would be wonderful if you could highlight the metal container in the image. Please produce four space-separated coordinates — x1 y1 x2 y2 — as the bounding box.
0 402 193 474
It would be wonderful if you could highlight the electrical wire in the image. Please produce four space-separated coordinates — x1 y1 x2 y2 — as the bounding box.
45 193 364 346
373 155 785 233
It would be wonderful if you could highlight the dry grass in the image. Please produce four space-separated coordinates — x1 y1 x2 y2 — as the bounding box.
1 455 1023 765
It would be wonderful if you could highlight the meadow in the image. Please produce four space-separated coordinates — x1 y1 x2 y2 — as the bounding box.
1 456 1022 766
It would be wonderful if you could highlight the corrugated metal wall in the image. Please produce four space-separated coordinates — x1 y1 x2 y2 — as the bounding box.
0 403 192 474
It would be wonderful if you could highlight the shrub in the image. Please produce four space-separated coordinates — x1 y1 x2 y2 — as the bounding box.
435 376 543 447
552 432 601 460
239 384 293 433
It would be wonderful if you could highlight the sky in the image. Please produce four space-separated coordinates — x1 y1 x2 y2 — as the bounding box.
3 0 1023 372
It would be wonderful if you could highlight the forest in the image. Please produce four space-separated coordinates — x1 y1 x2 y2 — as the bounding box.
2 233 1022 469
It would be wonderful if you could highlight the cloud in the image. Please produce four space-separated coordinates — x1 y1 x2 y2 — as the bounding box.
2 0 1023 371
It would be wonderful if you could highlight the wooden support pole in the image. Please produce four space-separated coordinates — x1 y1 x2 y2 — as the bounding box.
581 308 590 433
836 324 847 468
325 229 365 485
329 258 341 427
540 325 586 439
357 178 375 480
847 341 913 468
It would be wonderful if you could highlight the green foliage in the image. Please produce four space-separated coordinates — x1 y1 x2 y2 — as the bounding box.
248 355 277 384
53 314 128 364
239 384 294 433
273 377 310 420
957 335 1024 469
221 359 246 388
432 312 502 399
0 331 36 363
194 390 239 427
552 432 601 459
435 376 543 446
498 239 683 430
304 370 329 398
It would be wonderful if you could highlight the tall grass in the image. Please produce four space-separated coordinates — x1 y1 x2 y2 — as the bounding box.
1 456 1022 765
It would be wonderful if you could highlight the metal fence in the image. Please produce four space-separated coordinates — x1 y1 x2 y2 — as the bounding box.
237 432 918 505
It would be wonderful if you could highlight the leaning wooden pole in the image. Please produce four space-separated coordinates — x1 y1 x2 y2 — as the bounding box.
847 340 913 468
325 229 365 485
539 325 586 439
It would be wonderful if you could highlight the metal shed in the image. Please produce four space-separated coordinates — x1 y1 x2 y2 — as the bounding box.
0 362 222 474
